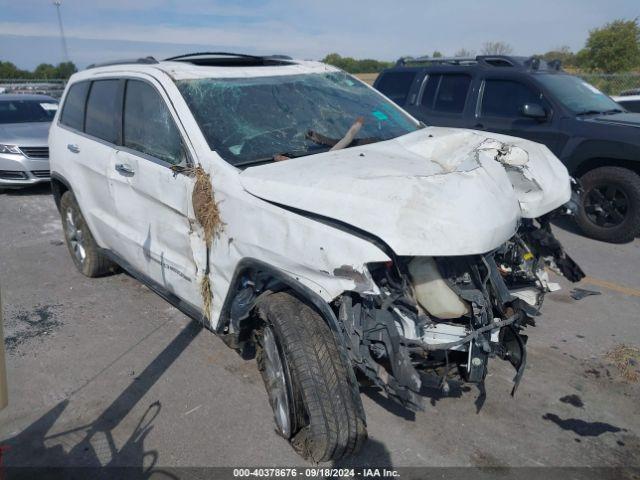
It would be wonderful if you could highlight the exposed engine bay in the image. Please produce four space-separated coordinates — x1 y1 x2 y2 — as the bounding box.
337 217 584 410
221 124 587 412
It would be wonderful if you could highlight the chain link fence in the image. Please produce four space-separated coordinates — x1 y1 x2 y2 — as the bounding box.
575 73 640 96
0 79 67 98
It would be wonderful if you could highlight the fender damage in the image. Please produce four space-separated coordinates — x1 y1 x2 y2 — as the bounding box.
218 127 584 409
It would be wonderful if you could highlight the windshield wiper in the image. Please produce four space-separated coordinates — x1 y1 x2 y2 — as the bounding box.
306 129 382 149
575 110 604 116
233 149 324 168
601 108 624 114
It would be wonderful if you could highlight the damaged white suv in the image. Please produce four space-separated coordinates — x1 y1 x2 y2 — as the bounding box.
49 53 583 462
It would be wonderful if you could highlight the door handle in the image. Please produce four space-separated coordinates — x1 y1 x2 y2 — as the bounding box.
473 123 485 130
67 144 80 153
115 163 135 176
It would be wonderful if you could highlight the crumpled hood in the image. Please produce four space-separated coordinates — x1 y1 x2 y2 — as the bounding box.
0 122 52 146
240 127 571 256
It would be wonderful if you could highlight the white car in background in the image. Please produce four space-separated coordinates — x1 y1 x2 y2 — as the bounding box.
48 53 582 461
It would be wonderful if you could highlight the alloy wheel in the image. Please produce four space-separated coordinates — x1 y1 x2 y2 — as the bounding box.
65 208 86 264
583 184 629 228
261 326 292 437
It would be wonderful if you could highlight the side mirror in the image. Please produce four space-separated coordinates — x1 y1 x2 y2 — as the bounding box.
522 103 547 120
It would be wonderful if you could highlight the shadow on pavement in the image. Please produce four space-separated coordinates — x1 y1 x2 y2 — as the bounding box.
0 320 202 477
551 216 584 237
333 437 393 469
2 183 51 196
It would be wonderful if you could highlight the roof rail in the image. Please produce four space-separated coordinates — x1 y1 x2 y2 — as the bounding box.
395 54 562 71
395 56 476 67
86 56 158 69
477 55 519 67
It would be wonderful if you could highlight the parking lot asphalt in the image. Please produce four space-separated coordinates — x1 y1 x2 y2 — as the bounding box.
0 184 639 471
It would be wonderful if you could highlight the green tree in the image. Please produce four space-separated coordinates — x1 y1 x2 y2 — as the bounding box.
538 46 577 68
0 61 31 79
432 51 443 58
577 19 640 72
34 63 58 79
0 60 77 79
321 53 392 73
55 61 77 79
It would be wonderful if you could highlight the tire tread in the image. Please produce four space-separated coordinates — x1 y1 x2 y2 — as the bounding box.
258 292 367 462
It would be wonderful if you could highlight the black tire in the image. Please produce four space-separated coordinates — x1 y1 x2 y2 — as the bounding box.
256 292 367 462
575 166 640 243
60 191 116 277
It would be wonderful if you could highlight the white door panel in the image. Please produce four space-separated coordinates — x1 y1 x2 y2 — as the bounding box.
59 129 115 250
107 149 198 306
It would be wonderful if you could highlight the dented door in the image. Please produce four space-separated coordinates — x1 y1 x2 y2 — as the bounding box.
106 79 199 307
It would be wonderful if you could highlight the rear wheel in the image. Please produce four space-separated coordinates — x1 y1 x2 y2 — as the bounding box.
60 191 116 277
575 166 640 243
256 292 367 462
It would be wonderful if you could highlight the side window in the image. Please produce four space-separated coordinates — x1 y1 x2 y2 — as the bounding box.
85 80 120 143
123 80 184 165
60 81 90 130
421 74 439 109
376 72 416 105
433 74 471 113
421 74 471 114
481 79 543 118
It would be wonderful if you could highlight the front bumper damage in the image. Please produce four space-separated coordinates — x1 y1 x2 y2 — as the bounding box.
336 219 584 410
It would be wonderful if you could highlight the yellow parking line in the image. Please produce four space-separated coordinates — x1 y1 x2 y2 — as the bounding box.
581 275 640 298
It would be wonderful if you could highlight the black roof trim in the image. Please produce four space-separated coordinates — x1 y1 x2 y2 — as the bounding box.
395 55 563 71
163 52 294 66
165 51 262 61
86 56 158 70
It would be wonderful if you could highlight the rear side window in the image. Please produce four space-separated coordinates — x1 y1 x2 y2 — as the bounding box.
85 80 120 143
376 71 416 105
421 74 471 114
481 79 542 117
123 80 184 165
60 81 90 130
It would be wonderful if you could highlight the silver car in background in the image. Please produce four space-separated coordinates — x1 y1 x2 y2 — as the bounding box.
0 94 58 189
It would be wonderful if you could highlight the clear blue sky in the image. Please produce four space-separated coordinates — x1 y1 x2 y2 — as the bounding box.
0 0 637 69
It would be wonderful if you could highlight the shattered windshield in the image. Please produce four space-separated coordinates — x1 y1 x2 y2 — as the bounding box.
177 72 419 166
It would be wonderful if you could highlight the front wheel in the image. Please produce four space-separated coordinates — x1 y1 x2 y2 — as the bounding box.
575 166 640 243
256 292 367 462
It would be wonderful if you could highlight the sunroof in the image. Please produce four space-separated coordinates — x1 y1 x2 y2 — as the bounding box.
164 52 294 67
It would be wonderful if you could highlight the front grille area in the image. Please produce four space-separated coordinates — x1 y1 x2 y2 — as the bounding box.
31 170 50 178
0 170 27 180
19 146 49 159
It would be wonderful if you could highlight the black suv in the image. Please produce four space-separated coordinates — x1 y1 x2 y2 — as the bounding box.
374 55 640 243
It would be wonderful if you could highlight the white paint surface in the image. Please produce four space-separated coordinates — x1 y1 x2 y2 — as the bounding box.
50 61 573 330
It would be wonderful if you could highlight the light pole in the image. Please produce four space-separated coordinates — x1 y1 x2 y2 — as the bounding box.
53 0 70 62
